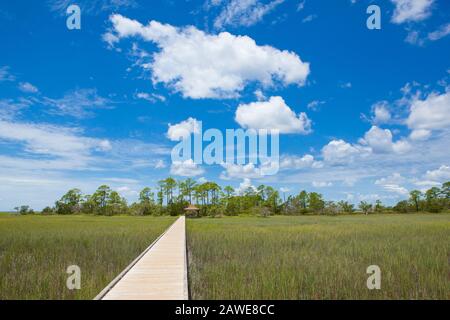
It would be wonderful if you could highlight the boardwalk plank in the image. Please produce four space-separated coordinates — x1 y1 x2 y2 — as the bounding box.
97 216 188 300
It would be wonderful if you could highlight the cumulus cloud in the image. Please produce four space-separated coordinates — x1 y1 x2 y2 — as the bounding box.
371 101 391 124
104 14 310 99
406 91 450 137
391 0 434 24
213 0 285 29
361 126 411 154
321 139 366 165
235 96 312 134
220 160 279 179
424 165 450 182
167 117 201 141
220 163 262 179
170 159 204 177
280 154 323 169
235 178 257 194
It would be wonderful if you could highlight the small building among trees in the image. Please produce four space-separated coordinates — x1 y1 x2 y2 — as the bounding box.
184 204 200 218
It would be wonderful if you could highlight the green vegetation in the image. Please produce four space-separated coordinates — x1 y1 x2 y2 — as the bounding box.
15 179 450 217
2 178 449 300
187 214 450 299
0 215 175 299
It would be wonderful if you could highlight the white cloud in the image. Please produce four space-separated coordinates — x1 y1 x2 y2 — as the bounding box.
0 120 110 159
197 177 207 184
306 100 325 111
170 159 204 177
280 154 322 169
409 128 431 141
321 139 366 164
428 23 450 41
154 159 166 169
380 184 409 195
116 186 139 196
43 88 111 119
18 82 39 93
390 0 434 24
235 96 312 134
405 23 450 46
375 174 410 196
302 14 317 23
104 14 310 99
135 92 166 103
405 30 425 46
312 181 332 188
406 91 450 135
361 126 411 154
296 0 305 11
340 82 352 89
48 0 137 15
412 180 441 187
0 66 15 82
220 163 262 179
0 98 33 120
0 119 119 177
254 89 266 101
424 165 450 182
235 178 256 194
371 101 391 124
375 173 406 186
167 117 201 141
213 0 285 29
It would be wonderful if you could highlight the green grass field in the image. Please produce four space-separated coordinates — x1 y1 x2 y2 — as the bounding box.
187 214 450 299
0 214 449 300
0 215 175 299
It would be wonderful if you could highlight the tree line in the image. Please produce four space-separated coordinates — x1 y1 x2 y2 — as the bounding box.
16 178 450 217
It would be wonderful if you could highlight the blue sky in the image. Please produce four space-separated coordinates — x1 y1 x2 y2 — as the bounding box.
0 0 449 210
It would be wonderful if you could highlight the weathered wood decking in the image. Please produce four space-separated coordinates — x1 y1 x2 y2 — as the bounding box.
95 216 188 300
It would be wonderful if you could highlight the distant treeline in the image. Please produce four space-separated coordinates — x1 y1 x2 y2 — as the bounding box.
15 178 450 217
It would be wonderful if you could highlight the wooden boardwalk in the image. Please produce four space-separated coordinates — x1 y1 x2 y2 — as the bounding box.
95 216 188 300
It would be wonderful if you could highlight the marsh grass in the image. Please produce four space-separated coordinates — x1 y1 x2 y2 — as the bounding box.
187 214 450 299
0 215 175 299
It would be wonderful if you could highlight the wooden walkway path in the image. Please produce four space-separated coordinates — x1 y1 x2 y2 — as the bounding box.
95 216 188 300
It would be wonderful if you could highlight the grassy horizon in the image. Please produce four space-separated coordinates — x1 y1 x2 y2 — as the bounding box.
187 214 450 299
